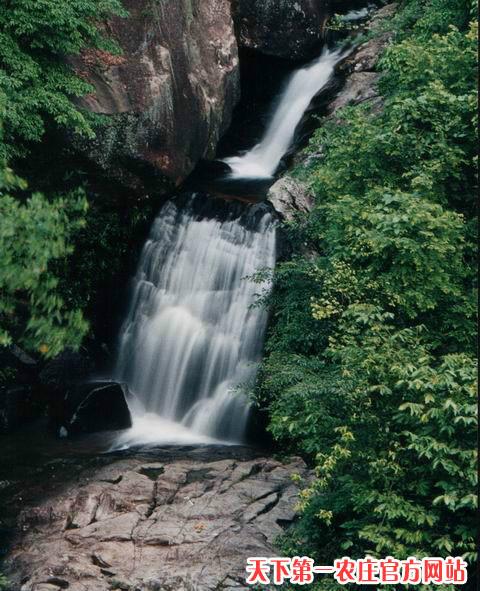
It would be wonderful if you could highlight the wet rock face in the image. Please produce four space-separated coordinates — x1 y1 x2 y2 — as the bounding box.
6 454 309 591
327 3 398 115
72 0 240 186
233 0 330 60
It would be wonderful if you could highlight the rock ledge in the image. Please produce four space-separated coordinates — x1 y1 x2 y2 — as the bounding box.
5 452 309 591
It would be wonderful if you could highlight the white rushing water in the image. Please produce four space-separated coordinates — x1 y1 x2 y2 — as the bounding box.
114 197 276 445
340 7 371 22
223 46 347 179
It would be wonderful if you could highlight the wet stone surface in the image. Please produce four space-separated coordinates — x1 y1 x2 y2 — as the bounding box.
1 445 310 591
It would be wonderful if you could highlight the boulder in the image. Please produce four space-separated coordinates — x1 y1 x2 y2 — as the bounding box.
71 0 240 190
67 382 133 436
0 346 41 433
267 176 314 221
327 70 381 112
232 0 330 60
326 4 398 115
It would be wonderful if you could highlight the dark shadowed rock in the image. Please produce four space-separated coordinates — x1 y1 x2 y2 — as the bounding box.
67 382 132 436
71 0 240 190
0 347 41 433
40 350 94 392
0 385 41 434
233 0 331 60
39 350 95 434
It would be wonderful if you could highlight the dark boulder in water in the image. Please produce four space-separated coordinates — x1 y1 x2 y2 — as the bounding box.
67 381 133 436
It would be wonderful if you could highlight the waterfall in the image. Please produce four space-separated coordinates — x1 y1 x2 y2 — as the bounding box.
223 46 347 179
112 38 357 447
114 196 276 446
340 6 373 22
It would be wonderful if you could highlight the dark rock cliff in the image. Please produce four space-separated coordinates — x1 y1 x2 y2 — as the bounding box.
69 0 345 191
232 0 331 60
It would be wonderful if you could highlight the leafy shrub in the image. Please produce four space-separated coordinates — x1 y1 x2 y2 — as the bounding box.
0 164 88 356
0 0 126 159
0 0 125 356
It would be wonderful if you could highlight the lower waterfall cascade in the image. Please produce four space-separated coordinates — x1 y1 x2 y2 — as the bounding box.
115 197 277 445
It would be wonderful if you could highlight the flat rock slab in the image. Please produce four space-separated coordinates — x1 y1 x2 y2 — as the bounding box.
3 448 309 591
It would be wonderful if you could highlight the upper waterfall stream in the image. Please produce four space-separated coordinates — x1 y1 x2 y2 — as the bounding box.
222 47 347 179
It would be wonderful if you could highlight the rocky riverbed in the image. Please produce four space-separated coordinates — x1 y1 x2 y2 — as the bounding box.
1 442 309 591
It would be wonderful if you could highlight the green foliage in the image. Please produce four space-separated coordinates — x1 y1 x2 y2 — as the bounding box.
0 572 9 591
0 0 126 357
257 0 477 585
0 165 89 357
0 0 126 159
